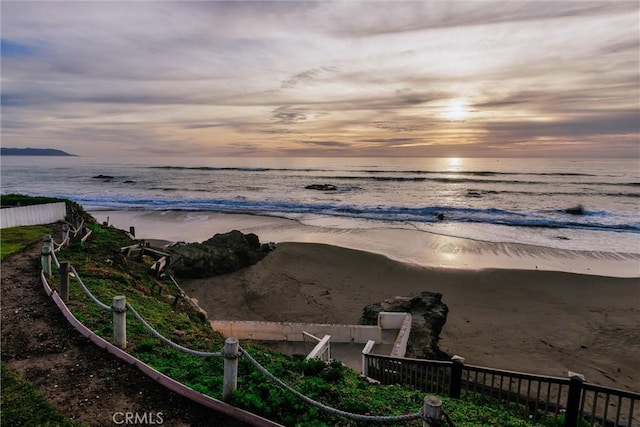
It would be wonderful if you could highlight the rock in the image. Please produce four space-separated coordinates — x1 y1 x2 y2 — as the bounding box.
360 291 449 359
564 204 585 215
436 213 445 221
92 174 114 180
305 184 338 191
167 230 274 278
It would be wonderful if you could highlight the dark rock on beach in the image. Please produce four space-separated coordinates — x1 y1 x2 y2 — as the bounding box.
92 174 115 180
305 184 338 191
360 291 449 359
167 230 274 278
564 204 585 215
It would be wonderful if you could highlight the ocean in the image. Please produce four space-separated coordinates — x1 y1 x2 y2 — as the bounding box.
1 156 639 255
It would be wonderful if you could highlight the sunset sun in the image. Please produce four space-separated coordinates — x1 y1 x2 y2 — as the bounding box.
442 98 469 121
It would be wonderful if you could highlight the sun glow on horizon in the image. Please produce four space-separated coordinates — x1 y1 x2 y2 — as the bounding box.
442 98 469 121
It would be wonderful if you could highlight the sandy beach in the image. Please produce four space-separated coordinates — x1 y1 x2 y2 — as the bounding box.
93 210 640 392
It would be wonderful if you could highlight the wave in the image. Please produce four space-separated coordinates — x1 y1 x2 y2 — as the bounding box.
146 166 636 187
72 195 640 234
148 165 602 178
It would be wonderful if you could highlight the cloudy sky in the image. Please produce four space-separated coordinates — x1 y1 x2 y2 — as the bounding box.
1 1 638 157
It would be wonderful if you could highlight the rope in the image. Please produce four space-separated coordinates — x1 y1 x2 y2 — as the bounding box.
239 347 422 424
52 229 69 251
126 303 223 358
50 248 61 269
221 349 242 360
69 219 85 236
69 266 111 311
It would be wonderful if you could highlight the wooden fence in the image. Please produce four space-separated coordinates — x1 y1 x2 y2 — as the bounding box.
364 353 639 427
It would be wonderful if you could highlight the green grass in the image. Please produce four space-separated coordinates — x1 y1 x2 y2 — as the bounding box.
0 362 85 427
1 225 53 260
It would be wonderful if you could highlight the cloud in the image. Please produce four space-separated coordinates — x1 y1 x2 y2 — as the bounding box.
481 111 640 140
1 1 638 157
297 140 351 148
271 106 308 124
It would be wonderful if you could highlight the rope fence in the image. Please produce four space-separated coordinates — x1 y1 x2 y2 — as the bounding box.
41 233 445 426
126 302 223 358
69 266 111 311
240 346 425 424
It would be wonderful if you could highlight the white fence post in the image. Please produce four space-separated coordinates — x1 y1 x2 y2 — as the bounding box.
422 395 443 427
41 236 52 277
223 337 239 401
113 296 127 349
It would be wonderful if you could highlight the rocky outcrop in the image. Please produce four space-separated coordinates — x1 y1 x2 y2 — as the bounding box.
305 184 337 191
360 291 449 359
167 230 274 278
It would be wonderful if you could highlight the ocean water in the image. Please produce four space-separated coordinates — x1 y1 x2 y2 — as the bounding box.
1 156 639 254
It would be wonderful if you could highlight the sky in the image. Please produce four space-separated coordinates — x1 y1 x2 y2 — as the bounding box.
1 1 639 158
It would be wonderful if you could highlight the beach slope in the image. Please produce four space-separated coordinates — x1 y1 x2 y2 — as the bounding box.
182 242 640 392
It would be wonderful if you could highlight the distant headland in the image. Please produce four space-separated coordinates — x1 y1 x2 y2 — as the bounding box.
1 148 76 156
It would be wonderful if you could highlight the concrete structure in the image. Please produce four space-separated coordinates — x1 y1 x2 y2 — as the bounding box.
1 202 66 228
211 312 413 366
211 320 384 344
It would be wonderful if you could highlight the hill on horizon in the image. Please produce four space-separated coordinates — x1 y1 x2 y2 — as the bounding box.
1 148 76 156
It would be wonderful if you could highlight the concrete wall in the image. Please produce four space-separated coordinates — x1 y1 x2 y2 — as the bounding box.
390 314 412 357
210 320 386 344
378 312 409 329
1 202 66 228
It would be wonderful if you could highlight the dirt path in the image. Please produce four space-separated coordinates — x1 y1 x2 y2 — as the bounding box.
0 240 247 426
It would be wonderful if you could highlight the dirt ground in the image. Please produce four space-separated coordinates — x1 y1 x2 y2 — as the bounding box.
0 232 247 426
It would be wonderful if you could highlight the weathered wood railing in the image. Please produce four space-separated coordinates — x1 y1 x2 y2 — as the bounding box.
364 353 639 427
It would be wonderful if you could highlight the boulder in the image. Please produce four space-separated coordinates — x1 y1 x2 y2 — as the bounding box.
167 230 274 278
564 204 585 215
360 291 449 359
305 184 338 191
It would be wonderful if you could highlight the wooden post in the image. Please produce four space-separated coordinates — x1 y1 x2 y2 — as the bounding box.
422 395 443 427
223 337 239 401
449 355 465 398
129 226 135 237
61 224 69 245
58 261 70 301
138 240 146 261
113 296 127 349
41 243 52 277
564 371 585 427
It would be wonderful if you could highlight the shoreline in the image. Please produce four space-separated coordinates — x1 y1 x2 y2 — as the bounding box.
91 209 640 278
